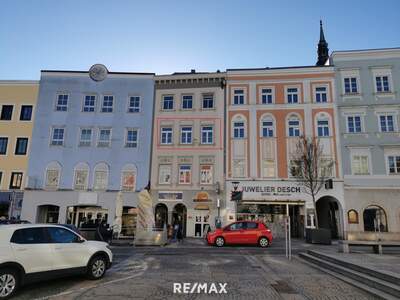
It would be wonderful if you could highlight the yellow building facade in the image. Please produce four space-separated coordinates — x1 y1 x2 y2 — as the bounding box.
0 81 38 219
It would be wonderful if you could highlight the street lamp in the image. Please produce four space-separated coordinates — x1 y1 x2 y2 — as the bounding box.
215 198 222 229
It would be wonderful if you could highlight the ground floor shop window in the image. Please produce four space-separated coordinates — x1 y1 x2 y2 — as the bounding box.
363 205 388 232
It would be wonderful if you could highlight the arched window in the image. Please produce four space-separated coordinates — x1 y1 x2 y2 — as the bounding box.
261 116 275 137
347 209 359 224
363 205 388 232
73 162 89 191
93 162 109 191
317 114 330 137
287 115 301 137
45 161 61 190
121 164 137 191
233 120 245 139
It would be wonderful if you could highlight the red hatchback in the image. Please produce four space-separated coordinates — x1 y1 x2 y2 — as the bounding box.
207 221 273 247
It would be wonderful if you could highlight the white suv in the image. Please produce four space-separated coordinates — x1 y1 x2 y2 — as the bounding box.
0 224 113 299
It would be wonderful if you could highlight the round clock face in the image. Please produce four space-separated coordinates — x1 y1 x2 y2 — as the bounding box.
89 64 108 82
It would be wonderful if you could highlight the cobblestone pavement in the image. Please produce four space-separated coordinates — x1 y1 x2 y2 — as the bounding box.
13 242 378 300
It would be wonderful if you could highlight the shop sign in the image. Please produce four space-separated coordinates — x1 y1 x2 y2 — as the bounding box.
78 192 98 205
158 191 183 201
193 191 211 202
234 182 305 201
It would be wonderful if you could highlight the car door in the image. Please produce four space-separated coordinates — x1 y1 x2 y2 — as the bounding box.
223 222 246 244
10 227 55 274
243 222 259 244
47 226 90 270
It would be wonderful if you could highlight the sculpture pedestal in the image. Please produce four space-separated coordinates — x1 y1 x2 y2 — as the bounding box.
134 229 168 246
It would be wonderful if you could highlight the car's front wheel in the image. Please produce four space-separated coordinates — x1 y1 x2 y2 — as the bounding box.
0 269 19 299
258 237 270 248
215 237 225 247
87 255 108 280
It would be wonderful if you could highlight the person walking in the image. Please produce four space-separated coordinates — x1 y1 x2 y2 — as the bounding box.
177 223 183 243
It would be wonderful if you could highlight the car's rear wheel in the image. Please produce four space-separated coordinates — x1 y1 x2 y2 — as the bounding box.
215 237 225 247
258 237 270 248
87 255 107 280
0 269 19 299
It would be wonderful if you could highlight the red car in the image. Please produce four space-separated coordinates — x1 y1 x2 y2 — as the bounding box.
207 221 273 247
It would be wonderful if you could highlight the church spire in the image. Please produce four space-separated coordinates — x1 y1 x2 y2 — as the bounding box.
316 20 329 66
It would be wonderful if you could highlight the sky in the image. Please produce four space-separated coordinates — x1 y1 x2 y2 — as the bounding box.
1 0 399 80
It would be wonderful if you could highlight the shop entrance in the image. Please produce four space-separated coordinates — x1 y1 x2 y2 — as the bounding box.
316 196 342 239
36 205 60 223
194 210 210 238
155 203 168 229
172 203 187 238
66 206 108 228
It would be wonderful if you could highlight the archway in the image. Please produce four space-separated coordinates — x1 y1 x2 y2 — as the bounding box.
173 203 187 237
36 205 60 223
155 203 168 229
363 205 388 232
316 196 342 239
121 206 137 237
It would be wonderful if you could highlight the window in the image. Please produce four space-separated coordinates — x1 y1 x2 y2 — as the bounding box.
128 96 141 113
97 128 111 147
94 163 108 191
363 206 388 232
379 115 395 132
0 137 8 155
83 95 96 112
233 89 244 105
288 118 300 137
347 116 362 133
228 222 244 231
73 163 89 190
344 77 358 94
10 172 23 189
20 105 33 121
101 95 114 113
79 128 92 147
159 165 172 184
45 162 61 190
376 76 390 92
233 159 246 178
121 164 136 191
180 127 192 144
48 227 79 243
162 95 174 110
179 165 191 184
55 94 68 111
126 129 138 148
233 122 245 139
202 94 214 109
181 95 193 110
201 126 213 144
200 165 213 184
352 155 369 175
51 128 65 146
287 88 298 104
262 160 275 177
161 127 173 145
261 88 273 104
348 210 359 224
388 156 400 175
15 138 28 155
10 228 49 244
261 118 274 137
289 160 302 177
0 172 2 186
315 87 327 103
0 105 13 120
317 120 330 137
246 222 258 229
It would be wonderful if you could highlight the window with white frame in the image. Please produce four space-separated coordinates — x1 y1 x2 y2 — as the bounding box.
200 165 213 184
93 163 108 191
83 95 96 112
101 95 114 113
287 88 298 104
121 164 136 191
181 95 193 110
261 88 273 104
202 94 214 109
125 129 138 148
201 126 213 144
45 161 61 190
347 116 362 133
162 95 174 110
97 128 111 147
315 86 328 103
158 164 172 184
317 119 330 137
350 148 370 175
73 163 89 190
233 121 245 138
344 77 358 94
387 155 400 175
262 160 275 178
375 75 390 93
288 117 300 137
233 159 246 178
180 127 192 144
261 117 274 137
51 127 65 146
161 127 173 144
379 114 395 132
179 165 191 184
128 96 141 113
79 128 92 147
55 94 68 111
233 89 244 105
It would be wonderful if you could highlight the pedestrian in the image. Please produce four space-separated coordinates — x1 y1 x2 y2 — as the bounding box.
177 223 183 243
173 222 179 242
